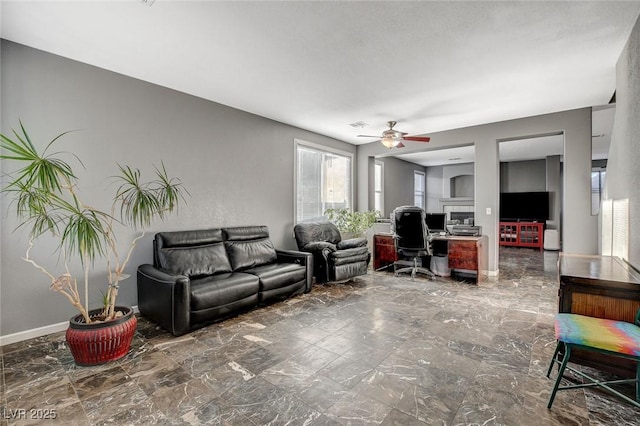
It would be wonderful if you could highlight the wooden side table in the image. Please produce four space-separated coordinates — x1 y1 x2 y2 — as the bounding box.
558 253 640 377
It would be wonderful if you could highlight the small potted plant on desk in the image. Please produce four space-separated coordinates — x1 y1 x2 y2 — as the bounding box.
0 122 187 365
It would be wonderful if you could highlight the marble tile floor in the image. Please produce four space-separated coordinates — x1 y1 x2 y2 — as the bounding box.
2 247 640 425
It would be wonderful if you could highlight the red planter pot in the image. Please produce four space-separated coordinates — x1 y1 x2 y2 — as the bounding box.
66 306 137 366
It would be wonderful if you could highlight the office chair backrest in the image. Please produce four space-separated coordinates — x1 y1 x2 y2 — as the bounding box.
391 206 429 252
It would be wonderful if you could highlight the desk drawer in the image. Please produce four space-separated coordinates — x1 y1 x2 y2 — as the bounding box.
373 234 397 270
448 241 478 270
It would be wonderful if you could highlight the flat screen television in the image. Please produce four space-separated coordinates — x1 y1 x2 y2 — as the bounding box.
500 191 550 222
425 213 447 232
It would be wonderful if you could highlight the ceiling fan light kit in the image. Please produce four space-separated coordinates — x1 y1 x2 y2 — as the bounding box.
381 136 400 149
358 120 431 149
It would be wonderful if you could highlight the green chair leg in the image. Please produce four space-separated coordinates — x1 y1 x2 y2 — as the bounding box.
636 359 640 403
546 341 562 378
548 344 571 409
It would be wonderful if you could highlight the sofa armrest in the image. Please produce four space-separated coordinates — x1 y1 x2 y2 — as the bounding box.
302 241 337 253
298 243 335 284
337 237 368 249
137 264 191 336
276 249 314 293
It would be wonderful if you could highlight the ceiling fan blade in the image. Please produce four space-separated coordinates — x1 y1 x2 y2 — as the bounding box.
401 136 431 142
357 135 381 138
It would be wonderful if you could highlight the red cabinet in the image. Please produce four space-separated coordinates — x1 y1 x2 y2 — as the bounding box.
499 221 544 251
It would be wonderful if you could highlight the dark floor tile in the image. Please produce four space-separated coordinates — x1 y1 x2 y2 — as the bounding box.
149 377 219 422
381 408 428 425
297 375 350 412
3 248 637 424
81 380 148 424
317 355 377 389
326 390 394 425
69 366 130 399
234 346 285 376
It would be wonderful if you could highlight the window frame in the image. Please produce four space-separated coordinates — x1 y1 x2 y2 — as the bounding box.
591 167 606 215
414 170 426 209
294 139 355 224
374 160 384 216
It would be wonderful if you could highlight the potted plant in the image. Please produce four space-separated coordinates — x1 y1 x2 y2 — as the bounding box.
0 122 187 365
324 207 379 239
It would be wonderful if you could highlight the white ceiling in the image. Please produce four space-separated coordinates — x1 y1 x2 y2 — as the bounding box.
1 1 638 152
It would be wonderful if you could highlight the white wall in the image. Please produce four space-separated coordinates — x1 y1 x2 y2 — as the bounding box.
358 108 595 274
605 15 640 269
0 41 356 336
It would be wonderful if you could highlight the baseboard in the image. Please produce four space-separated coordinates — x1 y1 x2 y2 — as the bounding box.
0 305 139 347
485 269 499 277
0 321 69 347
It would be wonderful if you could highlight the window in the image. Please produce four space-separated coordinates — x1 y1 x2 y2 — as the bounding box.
414 170 425 208
295 140 353 223
374 161 384 215
591 169 606 215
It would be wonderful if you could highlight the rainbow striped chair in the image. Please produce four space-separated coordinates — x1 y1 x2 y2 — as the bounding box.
546 310 640 409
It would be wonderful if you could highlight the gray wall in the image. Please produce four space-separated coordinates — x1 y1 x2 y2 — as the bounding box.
500 159 546 192
0 41 356 336
425 163 475 213
425 165 445 213
358 108 594 274
546 155 562 232
373 156 425 216
605 15 640 269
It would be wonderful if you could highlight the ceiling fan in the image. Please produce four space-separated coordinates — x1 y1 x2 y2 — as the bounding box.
358 121 431 148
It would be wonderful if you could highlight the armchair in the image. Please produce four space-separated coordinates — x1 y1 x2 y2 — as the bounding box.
293 221 370 283
391 206 435 280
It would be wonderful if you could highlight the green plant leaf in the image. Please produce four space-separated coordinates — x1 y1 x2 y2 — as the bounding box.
0 122 77 195
324 208 378 237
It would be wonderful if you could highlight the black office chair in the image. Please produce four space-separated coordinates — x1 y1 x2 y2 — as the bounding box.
391 206 435 280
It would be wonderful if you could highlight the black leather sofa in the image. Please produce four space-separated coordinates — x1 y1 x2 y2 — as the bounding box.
137 226 312 336
293 221 370 283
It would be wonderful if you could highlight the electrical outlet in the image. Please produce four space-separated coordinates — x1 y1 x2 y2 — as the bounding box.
486 207 492 215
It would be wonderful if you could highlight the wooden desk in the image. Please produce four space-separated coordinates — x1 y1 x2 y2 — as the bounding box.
373 233 488 282
443 235 488 282
373 233 398 270
558 253 640 377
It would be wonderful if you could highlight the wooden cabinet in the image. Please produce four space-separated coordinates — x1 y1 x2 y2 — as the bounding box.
499 221 544 251
373 234 397 271
558 253 640 377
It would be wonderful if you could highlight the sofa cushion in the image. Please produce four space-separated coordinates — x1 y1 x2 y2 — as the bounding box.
330 246 370 266
225 238 278 271
157 242 232 276
223 226 270 241
190 272 259 311
244 262 307 292
330 246 369 259
157 228 224 248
